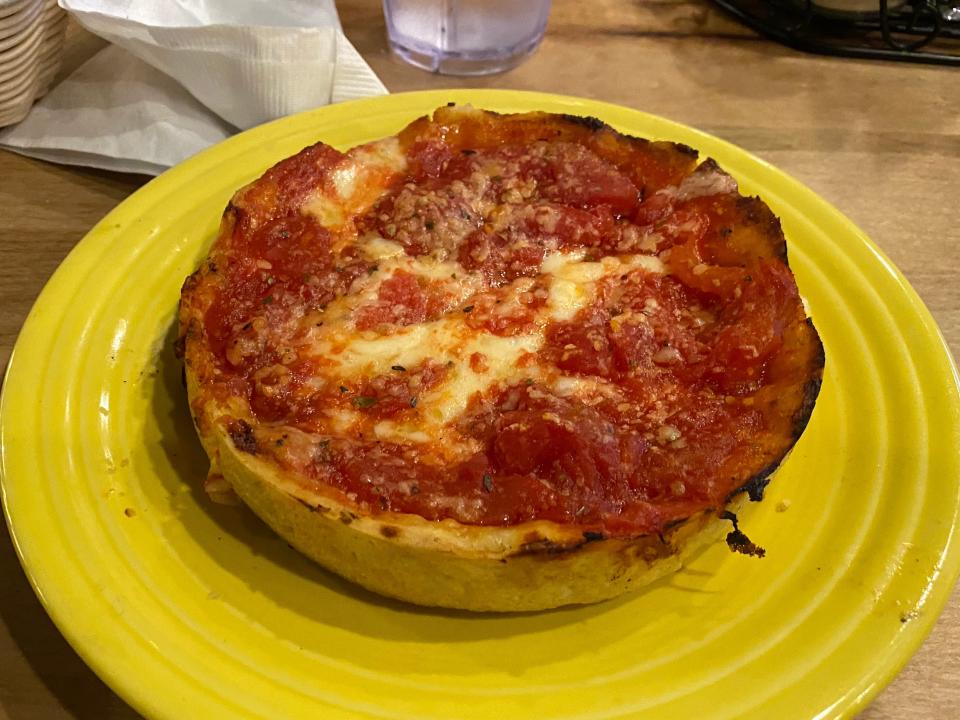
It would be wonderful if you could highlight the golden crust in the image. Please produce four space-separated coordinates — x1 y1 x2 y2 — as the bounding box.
179 105 823 611
217 427 742 611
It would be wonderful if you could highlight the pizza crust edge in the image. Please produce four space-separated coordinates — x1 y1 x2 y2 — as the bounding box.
216 427 744 611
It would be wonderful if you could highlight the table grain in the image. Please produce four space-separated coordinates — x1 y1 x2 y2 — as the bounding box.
1 1 958 718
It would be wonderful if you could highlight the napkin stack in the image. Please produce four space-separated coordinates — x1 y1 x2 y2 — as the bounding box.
0 0 388 175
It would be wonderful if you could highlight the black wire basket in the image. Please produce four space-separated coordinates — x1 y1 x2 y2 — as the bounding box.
712 0 960 64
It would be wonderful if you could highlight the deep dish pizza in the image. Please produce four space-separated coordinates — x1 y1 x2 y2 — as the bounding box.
177 105 824 611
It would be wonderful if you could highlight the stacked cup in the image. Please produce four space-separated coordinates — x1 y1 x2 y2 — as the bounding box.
0 0 67 127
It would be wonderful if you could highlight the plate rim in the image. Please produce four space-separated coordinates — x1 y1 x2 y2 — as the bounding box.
3 88 960 720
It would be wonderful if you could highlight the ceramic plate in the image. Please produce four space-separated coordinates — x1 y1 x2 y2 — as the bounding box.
3 90 959 720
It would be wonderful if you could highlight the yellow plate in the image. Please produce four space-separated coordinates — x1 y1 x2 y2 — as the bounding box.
3 90 960 719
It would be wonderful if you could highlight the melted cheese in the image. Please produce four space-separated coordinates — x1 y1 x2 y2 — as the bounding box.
545 251 665 321
675 164 738 201
361 236 407 262
552 375 622 400
303 137 407 228
306 315 540 456
315 238 482 329
299 249 667 448
358 235 474 284
373 330 542 446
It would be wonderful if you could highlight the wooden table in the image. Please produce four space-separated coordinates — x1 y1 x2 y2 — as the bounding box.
1 1 958 717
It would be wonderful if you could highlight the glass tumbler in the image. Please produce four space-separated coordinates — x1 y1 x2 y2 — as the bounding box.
382 0 552 76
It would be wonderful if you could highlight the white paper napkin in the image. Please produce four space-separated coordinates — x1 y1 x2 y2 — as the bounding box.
0 0 387 175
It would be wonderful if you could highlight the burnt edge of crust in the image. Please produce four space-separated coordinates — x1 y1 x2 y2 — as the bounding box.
445 104 697 161
793 375 824 441
178 270 203 304
793 320 826 440
735 195 788 263
730 460 782 504
509 511 705 561
559 113 607 132
227 419 258 455
173 334 186 361
557 112 699 158
693 157 725 176
672 141 699 157
721 511 766 558
296 498 329 514
506 529 607 558
516 538 579 556
663 516 691 532
509 530 593 557
726 381 825 503
725 315 825 505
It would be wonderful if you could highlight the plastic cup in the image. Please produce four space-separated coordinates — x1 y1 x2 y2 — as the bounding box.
382 0 552 76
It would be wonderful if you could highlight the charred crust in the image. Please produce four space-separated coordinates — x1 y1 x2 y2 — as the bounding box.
792 375 824 441
808 319 827 371
180 269 202 295
296 498 328 514
662 516 689 532
735 195 763 220
512 533 588 557
694 157 725 175
791 322 825 441
560 113 607 132
379 525 400 538
224 202 249 236
582 531 606 543
557 112 697 161
774 219 789 263
338 510 356 525
516 538 576 556
737 196 788 262
729 459 783 503
721 511 766 558
727 319 823 504
726 529 766 558
227 419 257 454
